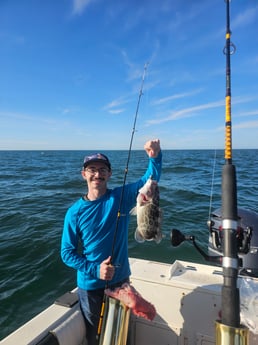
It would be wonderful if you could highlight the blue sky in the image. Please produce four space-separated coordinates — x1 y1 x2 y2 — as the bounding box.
0 0 257 150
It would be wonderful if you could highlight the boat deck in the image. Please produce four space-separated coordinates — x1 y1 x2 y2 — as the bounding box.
1 259 258 345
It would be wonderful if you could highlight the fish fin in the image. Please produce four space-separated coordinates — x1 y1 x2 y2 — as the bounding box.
154 229 163 244
134 229 145 243
130 207 137 216
155 235 162 244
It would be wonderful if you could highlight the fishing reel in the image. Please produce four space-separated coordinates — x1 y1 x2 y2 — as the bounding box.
170 207 258 277
208 208 253 255
170 228 223 265
208 222 252 255
170 228 243 267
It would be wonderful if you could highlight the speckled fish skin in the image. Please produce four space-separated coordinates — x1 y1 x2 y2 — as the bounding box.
131 177 162 243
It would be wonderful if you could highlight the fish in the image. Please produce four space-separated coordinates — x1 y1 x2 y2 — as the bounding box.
105 283 156 321
130 177 162 243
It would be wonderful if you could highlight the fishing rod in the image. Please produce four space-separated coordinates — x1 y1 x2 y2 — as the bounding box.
171 2 249 343
97 63 149 342
220 0 239 328
110 62 149 260
216 0 249 343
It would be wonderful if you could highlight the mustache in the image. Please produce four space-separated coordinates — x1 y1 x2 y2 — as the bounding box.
93 177 105 181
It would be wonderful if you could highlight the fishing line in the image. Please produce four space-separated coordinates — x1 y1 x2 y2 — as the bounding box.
97 62 149 340
208 149 217 222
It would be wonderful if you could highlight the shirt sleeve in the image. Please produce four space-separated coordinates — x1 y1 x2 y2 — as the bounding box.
143 150 162 183
61 205 100 278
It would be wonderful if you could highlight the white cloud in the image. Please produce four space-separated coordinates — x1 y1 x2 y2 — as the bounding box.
151 89 203 106
238 110 258 118
120 50 145 82
232 6 258 29
234 120 258 130
147 96 257 125
72 0 94 15
103 97 129 111
102 97 130 115
108 109 125 115
147 100 225 125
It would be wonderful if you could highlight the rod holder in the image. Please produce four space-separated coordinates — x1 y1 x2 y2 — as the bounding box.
215 321 249 345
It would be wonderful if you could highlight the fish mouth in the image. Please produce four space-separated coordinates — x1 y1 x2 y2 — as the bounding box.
139 193 150 203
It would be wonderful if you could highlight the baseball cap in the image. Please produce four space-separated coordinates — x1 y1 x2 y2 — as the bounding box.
83 153 111 169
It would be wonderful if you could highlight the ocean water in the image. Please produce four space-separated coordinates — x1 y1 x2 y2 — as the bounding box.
0 149 258 340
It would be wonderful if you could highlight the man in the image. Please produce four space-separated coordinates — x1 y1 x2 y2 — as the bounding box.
61 139 162 344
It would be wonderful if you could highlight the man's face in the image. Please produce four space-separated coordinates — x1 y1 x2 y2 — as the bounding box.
81 162 112 188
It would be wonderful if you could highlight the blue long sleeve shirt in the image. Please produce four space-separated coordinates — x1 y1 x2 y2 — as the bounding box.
61 152 162 290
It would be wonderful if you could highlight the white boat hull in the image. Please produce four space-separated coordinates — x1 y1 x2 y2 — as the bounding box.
1 258 258 345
